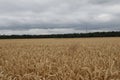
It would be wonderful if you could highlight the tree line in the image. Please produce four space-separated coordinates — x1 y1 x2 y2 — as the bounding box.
0 31 120 39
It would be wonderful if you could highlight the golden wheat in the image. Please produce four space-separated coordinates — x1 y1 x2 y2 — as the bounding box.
0 38 120 80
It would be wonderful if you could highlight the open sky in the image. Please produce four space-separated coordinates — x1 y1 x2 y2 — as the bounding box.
0 0 120 35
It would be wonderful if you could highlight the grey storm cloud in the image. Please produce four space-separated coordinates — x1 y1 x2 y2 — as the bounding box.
0 0 120 34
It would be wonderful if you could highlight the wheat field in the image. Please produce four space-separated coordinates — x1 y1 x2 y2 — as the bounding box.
0 38 120 80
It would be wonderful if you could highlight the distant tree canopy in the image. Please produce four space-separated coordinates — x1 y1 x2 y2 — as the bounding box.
0 31 120 39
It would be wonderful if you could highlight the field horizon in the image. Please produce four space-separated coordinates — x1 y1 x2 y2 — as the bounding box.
0 31 120 39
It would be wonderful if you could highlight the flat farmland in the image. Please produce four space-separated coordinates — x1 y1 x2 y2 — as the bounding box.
0 38 120 80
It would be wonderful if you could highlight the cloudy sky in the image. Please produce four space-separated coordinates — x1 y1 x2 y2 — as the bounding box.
0 0 120 35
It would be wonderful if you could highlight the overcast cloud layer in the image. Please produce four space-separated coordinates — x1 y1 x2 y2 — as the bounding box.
0 0 120 35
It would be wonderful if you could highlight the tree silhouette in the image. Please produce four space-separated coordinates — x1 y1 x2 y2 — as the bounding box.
0 31 120 39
